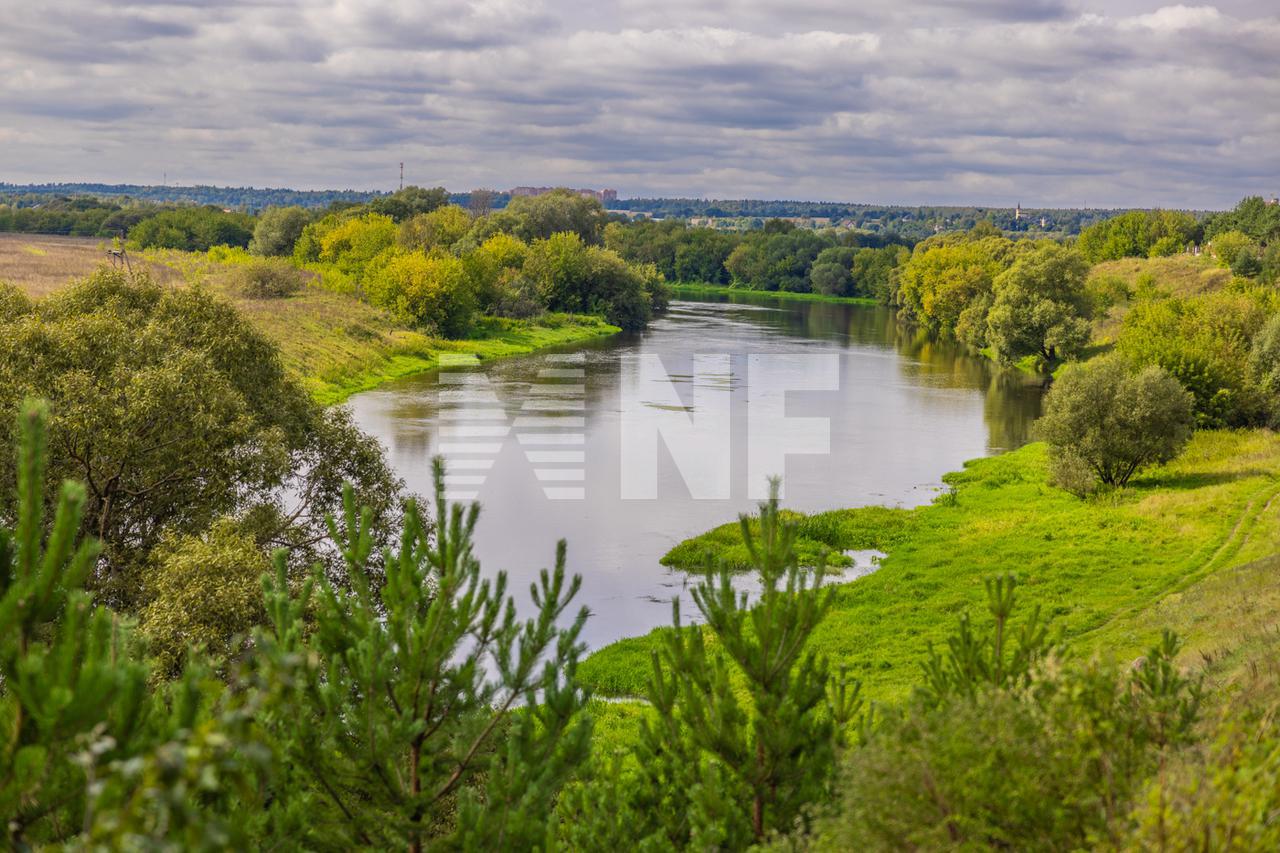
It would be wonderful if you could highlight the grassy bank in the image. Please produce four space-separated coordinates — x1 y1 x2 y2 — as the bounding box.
140 248 624 404
233 296 618 405
669 281 878 306
580 430 1280 703
1 235 621 404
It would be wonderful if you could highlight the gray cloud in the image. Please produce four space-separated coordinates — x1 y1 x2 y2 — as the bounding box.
0 0 1277 206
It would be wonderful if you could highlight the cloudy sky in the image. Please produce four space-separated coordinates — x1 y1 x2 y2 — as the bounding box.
1 1 1277 207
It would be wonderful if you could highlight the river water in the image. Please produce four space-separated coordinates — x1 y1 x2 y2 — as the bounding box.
348 296 1044 651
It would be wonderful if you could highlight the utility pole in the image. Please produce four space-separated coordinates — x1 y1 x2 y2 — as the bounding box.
399 162 404 191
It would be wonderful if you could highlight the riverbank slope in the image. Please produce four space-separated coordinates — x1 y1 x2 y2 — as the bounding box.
0 234 622 404
580 430 1280 704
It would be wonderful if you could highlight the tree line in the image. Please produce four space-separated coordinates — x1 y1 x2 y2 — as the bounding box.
282 187 667 333
604 218 909 298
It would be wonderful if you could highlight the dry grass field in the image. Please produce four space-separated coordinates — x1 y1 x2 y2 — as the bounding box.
0 232 182 297
1089 253 1233 343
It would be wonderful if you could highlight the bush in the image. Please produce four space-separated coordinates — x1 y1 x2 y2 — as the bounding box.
366 251 476 336
1231 249 1263 278
466 232 530 311
583 248 658 331
235 258 307 298
812 582 1202 851
1124 712 1280 849
1077 209 1199 263
367 185 450 222
316 212 397 278
490 269 543 319
1036 355 1194 491
249 206 310 256
810 260 853 296
1211 230 1256 268
1116 290 1274 427
1148 234 1184 257
505 189 608 243
1249 314 1280 427
895 234 1018 333
1085 272 1132 315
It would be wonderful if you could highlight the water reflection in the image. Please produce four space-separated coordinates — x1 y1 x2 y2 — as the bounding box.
347 297 1043 650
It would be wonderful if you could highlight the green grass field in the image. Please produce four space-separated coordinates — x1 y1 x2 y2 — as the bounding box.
580 431 1280 705
138 248 624 404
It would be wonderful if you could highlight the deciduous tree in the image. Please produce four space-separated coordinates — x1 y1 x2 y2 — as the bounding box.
984 242 1092 365
1036 355 1194 493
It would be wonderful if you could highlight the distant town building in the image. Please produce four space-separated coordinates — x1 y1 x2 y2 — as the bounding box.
509 186 618 204
1267 196 1279 206
1014 203 1023 221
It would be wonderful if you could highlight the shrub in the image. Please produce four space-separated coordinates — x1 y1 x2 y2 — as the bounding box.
1148 234 1184 257
895 234 1018 333
1085 272 1133 314
316 212 397 278
1231 249 1263 278
810 261 852 296
490 269 543 319
1210 230 1256 268
464 232 529 311
235 257 307 298
1249 314 1280 427
1078 209 1198 263
505 189 608 243
1124 711 1280 849
366 251 476 336
812 583 1202 851
249 206 310 256
0 281 32 318
367 185 450 222
1116 290 1274 426
525 231 590 310
1036 355 1194 491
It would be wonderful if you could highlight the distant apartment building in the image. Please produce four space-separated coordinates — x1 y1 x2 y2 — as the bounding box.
509 186 618 204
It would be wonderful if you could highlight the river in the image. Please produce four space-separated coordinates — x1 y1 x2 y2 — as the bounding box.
348 296 1045 651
